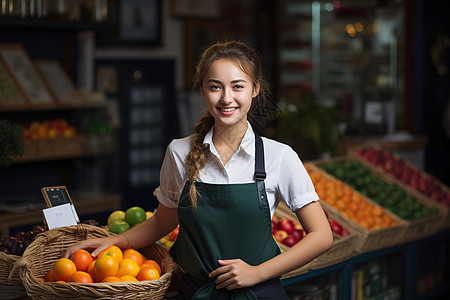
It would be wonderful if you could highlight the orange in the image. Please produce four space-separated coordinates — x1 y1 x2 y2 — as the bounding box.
123 248 146 266
102 276 123 282
137 265 160 281
87 260 100 282
98 246 123 263
45 268 56 282
68 271 94 283
117 258 140 278
53 258 77 282
120 274 139 282
94 254 119 281
71 249 94 272
141 259 161 275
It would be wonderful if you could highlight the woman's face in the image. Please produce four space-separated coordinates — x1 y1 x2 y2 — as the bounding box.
201 58 259 131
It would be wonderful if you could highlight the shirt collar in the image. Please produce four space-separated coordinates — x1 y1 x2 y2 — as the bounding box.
203 122 256 158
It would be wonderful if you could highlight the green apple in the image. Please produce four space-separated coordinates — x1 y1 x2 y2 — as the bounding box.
125 206 146 226
108 220 130 234
107 210 126 228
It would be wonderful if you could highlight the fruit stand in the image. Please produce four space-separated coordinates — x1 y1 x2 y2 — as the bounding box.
1 146 449 299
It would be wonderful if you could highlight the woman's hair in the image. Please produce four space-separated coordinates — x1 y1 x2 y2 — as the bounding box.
185 40 275 208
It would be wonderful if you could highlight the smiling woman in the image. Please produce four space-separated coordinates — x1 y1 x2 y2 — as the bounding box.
63 41 333 300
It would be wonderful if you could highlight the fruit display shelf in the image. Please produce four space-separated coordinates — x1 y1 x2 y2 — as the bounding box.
350 146 450 229
306 163 408 254
275 202 360 276
311 156 446 245
16 135 115 163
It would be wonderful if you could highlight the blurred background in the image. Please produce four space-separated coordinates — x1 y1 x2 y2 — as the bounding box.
0 0 448 217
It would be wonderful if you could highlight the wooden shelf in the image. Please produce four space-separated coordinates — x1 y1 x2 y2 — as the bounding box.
15 135 115 163
0 17 112 32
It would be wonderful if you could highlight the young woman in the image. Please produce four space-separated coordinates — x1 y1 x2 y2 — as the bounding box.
65 40 333 299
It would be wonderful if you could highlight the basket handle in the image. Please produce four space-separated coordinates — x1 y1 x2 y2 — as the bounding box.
9 255 30 282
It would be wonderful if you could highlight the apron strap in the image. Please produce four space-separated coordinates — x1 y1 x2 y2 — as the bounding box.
255 135 268 208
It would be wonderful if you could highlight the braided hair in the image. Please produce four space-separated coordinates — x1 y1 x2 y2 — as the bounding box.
185 40 275 208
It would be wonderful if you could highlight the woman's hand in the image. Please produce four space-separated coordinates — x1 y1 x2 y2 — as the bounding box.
209 259 262 290
63 235 122 259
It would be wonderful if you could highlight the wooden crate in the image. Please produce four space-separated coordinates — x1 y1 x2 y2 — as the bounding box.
349 146 450 230
275 201 360 274
306 163 408 254
36 137 83 159
18 140 38 161
311 156 446 245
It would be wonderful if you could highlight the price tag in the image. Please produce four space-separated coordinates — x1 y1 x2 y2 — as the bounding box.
42 203 78 230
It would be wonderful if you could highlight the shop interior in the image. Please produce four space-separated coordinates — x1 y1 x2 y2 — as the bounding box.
0 0 449 299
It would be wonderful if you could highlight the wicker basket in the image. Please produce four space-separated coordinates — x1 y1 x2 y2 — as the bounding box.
12 224 175 300
0 251 29 299
0 252 21 285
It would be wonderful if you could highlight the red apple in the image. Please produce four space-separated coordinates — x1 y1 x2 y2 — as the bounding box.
329 220 343 235
383 157 394 172
282 235 298 247
271 220 278 234
340 227 351 236
278 218 295 234
274 230 288 242
292 229 304 242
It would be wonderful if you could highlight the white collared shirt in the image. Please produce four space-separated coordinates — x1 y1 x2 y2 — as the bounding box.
154 123 319 217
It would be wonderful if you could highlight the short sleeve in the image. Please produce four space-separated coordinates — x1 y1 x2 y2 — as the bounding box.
153 138 190 208
277 146 319 212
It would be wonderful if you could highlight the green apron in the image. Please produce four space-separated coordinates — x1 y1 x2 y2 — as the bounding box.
169 136 283 299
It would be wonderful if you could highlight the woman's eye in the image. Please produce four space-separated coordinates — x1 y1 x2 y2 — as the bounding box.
234 85 243 89
210 85 220 90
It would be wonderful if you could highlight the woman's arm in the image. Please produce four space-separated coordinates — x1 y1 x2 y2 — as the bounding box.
64 203 178 258
210 201 333 289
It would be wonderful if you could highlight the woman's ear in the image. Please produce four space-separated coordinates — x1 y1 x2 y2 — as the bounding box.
252 83 260 99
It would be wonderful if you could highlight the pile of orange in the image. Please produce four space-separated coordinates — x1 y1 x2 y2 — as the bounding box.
306 165 399 231
44 246 161 283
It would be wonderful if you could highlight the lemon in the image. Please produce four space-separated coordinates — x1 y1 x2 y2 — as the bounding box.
107 210 126 227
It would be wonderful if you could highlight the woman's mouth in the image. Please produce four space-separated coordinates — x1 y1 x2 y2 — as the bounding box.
218 107 238 115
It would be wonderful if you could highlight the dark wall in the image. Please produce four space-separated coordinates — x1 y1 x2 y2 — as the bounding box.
417 0 450 185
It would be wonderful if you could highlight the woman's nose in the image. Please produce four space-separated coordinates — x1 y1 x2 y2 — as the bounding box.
220 89 232 104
